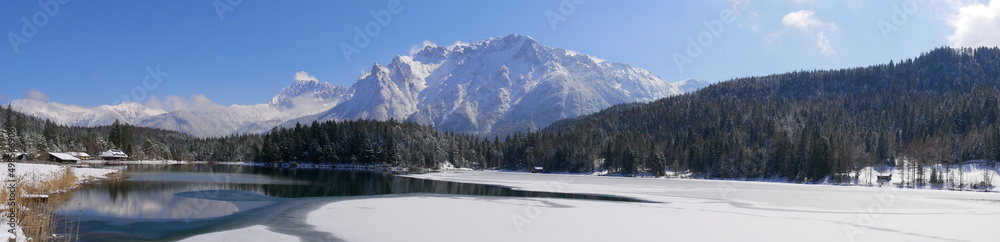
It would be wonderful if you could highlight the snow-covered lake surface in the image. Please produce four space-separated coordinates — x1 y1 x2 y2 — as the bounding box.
179 170 1000 241
383 171 1000 242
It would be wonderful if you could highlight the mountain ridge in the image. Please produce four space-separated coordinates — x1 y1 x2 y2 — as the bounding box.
9 34 707 137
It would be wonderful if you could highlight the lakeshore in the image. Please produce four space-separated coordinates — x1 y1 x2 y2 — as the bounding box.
0 162 119 241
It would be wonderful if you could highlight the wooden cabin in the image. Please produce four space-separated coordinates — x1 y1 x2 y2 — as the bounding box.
49 152 80 163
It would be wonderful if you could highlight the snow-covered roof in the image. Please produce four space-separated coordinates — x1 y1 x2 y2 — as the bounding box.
67 152 91 157
100 149 128 158
49 153 80 161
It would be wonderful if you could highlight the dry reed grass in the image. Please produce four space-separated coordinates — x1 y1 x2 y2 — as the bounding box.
2 166 78 241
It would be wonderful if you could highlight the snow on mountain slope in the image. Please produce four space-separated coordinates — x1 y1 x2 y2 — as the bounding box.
10 72 346 137
269 72 349 110
10 100 166 127
137 104 285 137
11 35 688 137
138 77 351 137
672 79 712 93
300 34 683 135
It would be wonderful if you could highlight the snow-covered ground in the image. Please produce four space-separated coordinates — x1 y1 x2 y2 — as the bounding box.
11 163 119 183
851 162 999 190
181 170 1000 241
1 162 119 242
81 159 189 165
180 225 299 242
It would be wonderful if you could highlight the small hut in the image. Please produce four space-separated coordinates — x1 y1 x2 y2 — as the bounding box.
67 152 92 160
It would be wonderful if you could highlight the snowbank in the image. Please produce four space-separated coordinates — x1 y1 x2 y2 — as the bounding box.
180 225 298 242
81 159 188 165
1 163 119 241
12 163 118 182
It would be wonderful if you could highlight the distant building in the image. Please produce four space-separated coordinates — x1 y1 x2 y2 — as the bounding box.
67 152 91 160
531 167 544 173
49 153 80 163
3 152 30 161
100 149 129 161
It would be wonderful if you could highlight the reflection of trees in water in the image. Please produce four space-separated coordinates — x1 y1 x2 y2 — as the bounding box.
69 165 643 220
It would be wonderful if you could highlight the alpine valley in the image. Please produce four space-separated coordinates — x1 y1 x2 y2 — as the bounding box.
10 34 707 137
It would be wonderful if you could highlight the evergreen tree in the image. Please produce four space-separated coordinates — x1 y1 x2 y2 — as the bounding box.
109 119 122 149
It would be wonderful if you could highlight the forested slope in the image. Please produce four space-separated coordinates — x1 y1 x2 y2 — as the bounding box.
509 47 1000 181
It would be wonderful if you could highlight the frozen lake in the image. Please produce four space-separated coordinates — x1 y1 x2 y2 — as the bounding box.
54 165 637 241
378 171 1000 242
55 166 1000 241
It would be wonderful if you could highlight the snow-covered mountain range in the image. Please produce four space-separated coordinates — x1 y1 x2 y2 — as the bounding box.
10 34 709 137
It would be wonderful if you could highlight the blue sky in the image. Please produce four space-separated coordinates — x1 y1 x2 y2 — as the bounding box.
2 0 997 107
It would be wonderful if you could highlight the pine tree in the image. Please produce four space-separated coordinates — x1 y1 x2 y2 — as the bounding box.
109 119 122 149
122 123 135 155
0 128 9 161
648 151 666 177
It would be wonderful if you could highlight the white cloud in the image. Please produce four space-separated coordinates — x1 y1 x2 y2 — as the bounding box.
780 10 839 57
446 40 469 50
190 94 218 107
158 94 224 112
144 95 165 110
817 32 836 56
294 71 319 82
408 40 471 55
742 11 761 32
409 40 438 55
764 31 784 45
948 0 1000 47
782 10 825 30
26 89 49 101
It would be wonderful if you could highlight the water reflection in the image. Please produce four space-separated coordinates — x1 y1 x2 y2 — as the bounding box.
61 181 266 219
